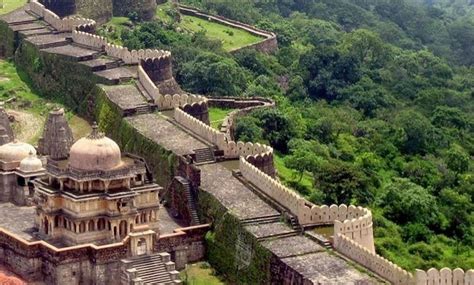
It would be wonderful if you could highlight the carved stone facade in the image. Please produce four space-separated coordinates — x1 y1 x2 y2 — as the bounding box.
34 125 162 246
38 108 74 160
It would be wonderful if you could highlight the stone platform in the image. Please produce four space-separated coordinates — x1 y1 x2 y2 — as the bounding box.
102 84 150 111
0 203 37 241
126 114 209 156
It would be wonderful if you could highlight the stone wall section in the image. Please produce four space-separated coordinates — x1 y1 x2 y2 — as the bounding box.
174 109 275 176
334 234 412 285
415 268 474 285
240 157 375 251
31 1 96 32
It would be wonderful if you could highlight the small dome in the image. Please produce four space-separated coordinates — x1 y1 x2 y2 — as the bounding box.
0 140 36 162
19 151 44 172
69 123 122 171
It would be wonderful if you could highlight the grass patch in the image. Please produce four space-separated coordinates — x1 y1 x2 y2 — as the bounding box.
156 1 263 51
180 262 225 285
97 17 133 45
208 107 234 130
0 0 27 15
180 15 263 51
0 60 90 143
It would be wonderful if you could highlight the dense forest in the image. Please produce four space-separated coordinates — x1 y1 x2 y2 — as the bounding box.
102 0 474 270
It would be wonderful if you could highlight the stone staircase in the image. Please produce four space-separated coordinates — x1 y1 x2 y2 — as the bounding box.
175 176 200 225
241 214 282 226
121 252 181 285
193 147 215 164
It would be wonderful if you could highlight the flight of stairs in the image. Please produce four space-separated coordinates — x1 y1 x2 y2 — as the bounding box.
121 253 181 285
175 176 200 225
241 214 282 226
193 147 215 164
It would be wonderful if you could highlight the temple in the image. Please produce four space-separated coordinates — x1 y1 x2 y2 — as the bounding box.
34 123 161 245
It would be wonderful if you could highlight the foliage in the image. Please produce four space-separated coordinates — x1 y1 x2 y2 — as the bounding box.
119 0 474 270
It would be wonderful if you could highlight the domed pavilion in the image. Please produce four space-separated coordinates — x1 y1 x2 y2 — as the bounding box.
34 123 162 245
0 140 46 205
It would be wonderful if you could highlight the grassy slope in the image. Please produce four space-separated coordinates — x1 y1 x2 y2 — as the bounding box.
0 60 91 144
0 0 27 15
156 1 263 51
180 263 225 285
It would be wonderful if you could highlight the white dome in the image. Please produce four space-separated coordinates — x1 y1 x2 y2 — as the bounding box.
19 152 44 172
0 140 36 162
69 124 122 171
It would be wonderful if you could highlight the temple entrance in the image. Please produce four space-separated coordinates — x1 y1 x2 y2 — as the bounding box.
137 238 147 255
119 220 128 238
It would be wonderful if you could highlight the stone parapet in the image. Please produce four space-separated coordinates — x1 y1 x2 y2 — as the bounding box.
334 234 412 285
415 268 474 285
239 157 375 251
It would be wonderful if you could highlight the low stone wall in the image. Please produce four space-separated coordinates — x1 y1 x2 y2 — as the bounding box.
240 158 374 251
334 234 412 285
155 224 209 270
415 268 474 285
177 4 278 54
0 227 129 284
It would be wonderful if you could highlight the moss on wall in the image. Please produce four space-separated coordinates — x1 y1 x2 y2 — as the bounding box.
0 21 15 58
14 41 110 118
76 0 113 24
112 0 156 21
199 190 272 284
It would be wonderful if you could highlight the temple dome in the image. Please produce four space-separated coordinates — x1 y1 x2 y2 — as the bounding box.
19 152 44 172
0 140 36 162
69 124 122 171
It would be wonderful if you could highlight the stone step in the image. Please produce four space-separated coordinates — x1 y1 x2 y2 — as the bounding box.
257 231 299 241
80 57 121 72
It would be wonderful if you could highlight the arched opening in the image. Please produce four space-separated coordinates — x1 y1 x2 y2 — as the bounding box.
54 216 59 228
44 218 49 235
98 218 105 230
119 220 128 238
88 220 95 232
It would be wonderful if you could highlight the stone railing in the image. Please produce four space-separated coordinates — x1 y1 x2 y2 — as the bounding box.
30 0 96 32
415 268 474 285
334 234 412 285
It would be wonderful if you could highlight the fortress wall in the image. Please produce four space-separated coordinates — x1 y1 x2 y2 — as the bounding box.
31 1 96 32
415 268 474 285
334 234 412 285
239 157 375 252
174 108 275 175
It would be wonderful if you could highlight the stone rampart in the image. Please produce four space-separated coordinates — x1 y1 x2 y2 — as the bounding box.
239 157 374 251
174 108 275 175
177 4 278 54
31 1 96 32
415 268 474 285
334 234 412 285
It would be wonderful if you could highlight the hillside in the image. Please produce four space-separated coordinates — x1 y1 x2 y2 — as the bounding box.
101 0 474 270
